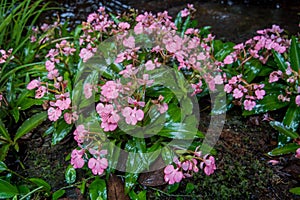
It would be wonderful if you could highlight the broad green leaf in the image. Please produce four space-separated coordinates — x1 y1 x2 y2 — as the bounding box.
167 183 180 193
0 144 10 161
17 185 30 195
19 98 44 110
272 50 287 72
244 59 263 82
52 189 65 200
14 112 47 142
268 143 300 156
28 178 51 194
243 93 289 116
290 187 300 195
65 165 76 184
0 119 10 141
161 147 174 164
185 182 195 193
129 190 146 200
270 121 299 139
89 178 107 200
289 36 300 72
0 161 7 172
0 179 19 199
10 108 20 123
283 103 300 131
52 119 73 145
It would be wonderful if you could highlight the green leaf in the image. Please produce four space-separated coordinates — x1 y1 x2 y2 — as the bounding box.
89 178 107 200
272 50 287 72
0 119 11 141
185 183 195 193
0 144 10 161
19 98 44 110
268 143 300 156
129 190 146 200
65 165 76 184
283 103 300 131
290 187 300 195
243 93 289 116
52 189 65 200
124 173 139 194
0 161 7 172
244 59 263 82
10 108 20 123
52 119 73 145
28 178 51 194
0 179 19 199
270 121 299 139
289 36 300 72
14 112 47 142
167 183 179 193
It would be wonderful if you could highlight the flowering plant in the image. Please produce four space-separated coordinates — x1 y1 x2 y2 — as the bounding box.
26 5 222 198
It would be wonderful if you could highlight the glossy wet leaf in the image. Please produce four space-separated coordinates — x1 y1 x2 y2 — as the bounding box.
0 161 7 172
0 144 10 161
52 119 73 145
89 178 107 200
14 111 47 142
52 189 65 200
0 179 19 199
289 36 300 72
268 143 300 156
283 104 300 131
65 165 76 184
167 183 180 193
29 178 51 194
270 121 299 139
289 187 300 195
244 59 263 82
0 119 10 141
243 93 289 116
272 50 287 71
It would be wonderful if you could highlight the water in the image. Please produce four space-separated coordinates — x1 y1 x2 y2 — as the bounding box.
44 0 300 43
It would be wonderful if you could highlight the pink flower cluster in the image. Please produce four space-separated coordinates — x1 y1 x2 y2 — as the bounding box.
224 75 266 111
71 148 108 176
71 124 109 175
164 149 216 184
223 25 290 65
27 36 78 124
0 49 14 64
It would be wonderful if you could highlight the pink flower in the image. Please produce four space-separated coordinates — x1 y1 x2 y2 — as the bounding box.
157 102 168 114
118 22 130 29
35 86 47 99
47 69 59 80
45 60 55 71
145 60 155 70
48 107 62 121
96 103 120 131
64 112 78 124
223 55 234 64
84 83 93 99
200 155 216 176
134 22 143 34
55 98 71 110
27 79 40 90
232 88 243 99
255 89 266 100
128 97 145 107
244 100 256 111
101 81 120 100
123 36 135 49
296 95 300 106
122 107 144 125
268 160 279 165
71 149 85 169
88 157 108 175
79 48 94 62
269 71 282 83
164 165 183 184
181 8 190 17
224 84 233 93
295 148 300 159
73 125 87 144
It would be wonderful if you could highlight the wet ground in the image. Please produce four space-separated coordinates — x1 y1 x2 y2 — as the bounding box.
44 0 300 43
